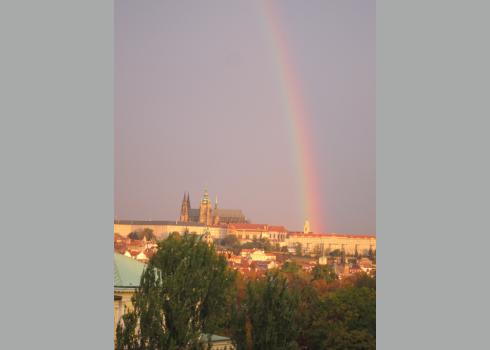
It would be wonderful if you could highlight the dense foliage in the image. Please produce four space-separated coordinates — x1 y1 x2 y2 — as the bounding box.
127 228 156 241
116 234 376 350
116 233 236 350
220 235 274 255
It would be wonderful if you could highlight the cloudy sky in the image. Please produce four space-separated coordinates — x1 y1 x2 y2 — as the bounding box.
115 0 375 233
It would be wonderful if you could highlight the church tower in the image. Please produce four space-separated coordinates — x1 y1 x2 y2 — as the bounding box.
179 192 190 222
213 196 220 225
304 219 311 234
199 189 212 225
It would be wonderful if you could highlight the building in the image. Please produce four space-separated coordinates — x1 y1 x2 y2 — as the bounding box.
227 223 287 243
180 190 248 225
113 253 146 339
200 334 236 350
286 232 376 256
114 220 227 240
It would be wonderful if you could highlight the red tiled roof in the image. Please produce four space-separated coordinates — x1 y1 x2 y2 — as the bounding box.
228 223 288 232
241 249 255 253
268 226 287 232
288 232 376 239
228 223 268 231
129 250 140 257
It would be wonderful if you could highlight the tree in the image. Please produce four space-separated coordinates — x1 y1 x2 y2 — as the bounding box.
281 261 301 274
304 286 376 349
340 249 346 265
294 243 302 256
245 271 299 350
352 272 376 290
220 234 241 254
329 249 341 257
368 246 374 259
323 329 376 350
241 238 272 252
221 234 240 247
127 228 155 241
116 233 236 350
311 264 338 283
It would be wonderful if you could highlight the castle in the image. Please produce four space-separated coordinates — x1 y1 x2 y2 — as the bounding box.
179 190 248 225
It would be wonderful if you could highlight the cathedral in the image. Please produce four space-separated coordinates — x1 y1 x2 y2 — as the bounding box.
179 190 248 226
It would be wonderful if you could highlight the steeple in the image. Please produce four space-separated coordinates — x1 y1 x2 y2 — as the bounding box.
213 195 220 225
202 189 210 203
304 219 311 234
180 191 190 222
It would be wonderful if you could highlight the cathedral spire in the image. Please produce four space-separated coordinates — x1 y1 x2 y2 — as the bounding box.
213 195 220 225
180 191 190 222
202 188 210 203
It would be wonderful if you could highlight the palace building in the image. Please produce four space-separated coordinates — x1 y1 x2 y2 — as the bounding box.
179 190 248 225
286 232 376 256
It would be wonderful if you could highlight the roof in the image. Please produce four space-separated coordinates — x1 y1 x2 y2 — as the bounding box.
188 208 245 218
115 219 206 227
229 223 268 231
200 334 233 343
288 232 376 239
114 253 146 288
268 225 287 232
215 209 245 218
228 223 288 232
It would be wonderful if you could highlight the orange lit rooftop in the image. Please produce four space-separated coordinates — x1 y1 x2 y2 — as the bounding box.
288 232 376 239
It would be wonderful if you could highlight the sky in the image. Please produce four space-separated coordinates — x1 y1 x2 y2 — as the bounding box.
115 0 375 233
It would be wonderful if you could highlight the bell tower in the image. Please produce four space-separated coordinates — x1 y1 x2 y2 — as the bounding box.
304 219 311 234
199 189 212 225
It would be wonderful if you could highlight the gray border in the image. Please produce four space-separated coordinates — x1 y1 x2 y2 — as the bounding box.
378 0 490 348
2 1 489 348
0 1 113 348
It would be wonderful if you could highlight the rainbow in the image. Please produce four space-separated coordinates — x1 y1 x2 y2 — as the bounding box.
259 1 325 232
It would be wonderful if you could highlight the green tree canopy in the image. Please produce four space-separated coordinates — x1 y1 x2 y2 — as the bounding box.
311 264 338 283
294 243 302 256
304 286 376 349
127 228 155 241
329 249 342 257
221 234 240 247
245 271 299 350
116 233 236 350
281 261 301 274
241 238 272 252
220 234 241 254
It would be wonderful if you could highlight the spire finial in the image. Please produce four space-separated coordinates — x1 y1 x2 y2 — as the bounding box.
202 188 209 203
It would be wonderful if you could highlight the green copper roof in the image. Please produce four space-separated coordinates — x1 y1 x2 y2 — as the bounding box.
200 334 232 343
114 253 146 288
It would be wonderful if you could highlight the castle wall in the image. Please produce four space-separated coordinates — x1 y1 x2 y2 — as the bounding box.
114 222 226 240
